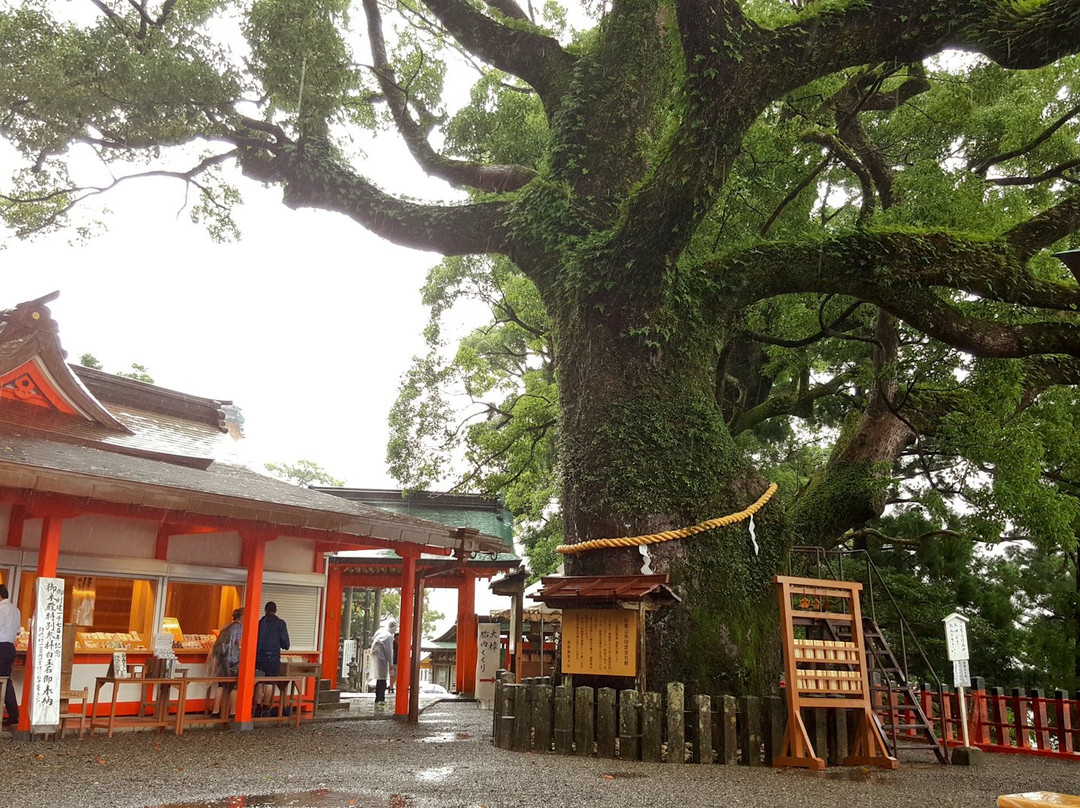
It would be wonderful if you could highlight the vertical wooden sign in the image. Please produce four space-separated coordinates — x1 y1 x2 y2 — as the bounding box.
475 622 501 705
30 577 65 730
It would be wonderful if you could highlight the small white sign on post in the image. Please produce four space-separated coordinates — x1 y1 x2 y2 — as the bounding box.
943 612 970 661
953 658 971 689
30 577 65 731
475 622 501 706
943 612 973 749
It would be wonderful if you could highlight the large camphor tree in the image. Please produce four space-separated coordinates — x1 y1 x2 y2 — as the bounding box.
3 0 1080 692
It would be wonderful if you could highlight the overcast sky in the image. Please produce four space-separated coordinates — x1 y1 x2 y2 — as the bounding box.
1 146 479 489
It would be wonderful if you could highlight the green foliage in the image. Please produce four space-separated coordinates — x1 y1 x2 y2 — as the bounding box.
116 362 155 384
78 353 103 370
387 254 561 576
6 0 1080 690
245 0 361 137
264 459 345 487
373 591 445 639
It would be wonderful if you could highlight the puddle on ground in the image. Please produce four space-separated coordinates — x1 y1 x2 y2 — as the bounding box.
415 766 454 783
153 791 412 808
417 732 456 744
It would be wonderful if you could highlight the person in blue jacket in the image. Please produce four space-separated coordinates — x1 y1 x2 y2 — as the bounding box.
254 601 290 717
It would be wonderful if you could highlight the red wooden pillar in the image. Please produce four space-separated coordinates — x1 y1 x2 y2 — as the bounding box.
5 504 25 548
394 549 419 717
20 513 63 731
235 535 267 728
455 573 477 695
321 563 344 687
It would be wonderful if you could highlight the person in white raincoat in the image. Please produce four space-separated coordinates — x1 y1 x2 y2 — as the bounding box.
370 617 397 706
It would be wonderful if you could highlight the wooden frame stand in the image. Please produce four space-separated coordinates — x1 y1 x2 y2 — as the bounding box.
773 575 897 770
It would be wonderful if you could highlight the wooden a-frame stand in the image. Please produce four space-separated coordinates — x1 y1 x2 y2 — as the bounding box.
773 575 898 770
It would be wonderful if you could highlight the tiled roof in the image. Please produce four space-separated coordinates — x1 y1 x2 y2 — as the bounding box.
530 575 681 607
0 294 506 554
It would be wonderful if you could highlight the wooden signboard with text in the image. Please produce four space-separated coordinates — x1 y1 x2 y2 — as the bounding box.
561 608 637 677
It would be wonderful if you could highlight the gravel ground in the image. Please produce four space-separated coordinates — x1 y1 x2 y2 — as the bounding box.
1 703 1077 808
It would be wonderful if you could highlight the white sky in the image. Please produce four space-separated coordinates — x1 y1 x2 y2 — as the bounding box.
1 165 517 633
1 159 470 489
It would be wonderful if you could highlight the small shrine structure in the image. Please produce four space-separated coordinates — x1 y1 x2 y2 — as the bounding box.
531 574 679 692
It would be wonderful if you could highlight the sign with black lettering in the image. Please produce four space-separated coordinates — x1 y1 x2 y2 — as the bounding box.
561 609 637 677
30 577 64 729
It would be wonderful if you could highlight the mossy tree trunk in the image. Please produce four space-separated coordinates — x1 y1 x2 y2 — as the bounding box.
547 272 789 693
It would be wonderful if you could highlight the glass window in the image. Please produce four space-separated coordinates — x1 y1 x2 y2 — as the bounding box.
19 572 158 651
164 581 242 650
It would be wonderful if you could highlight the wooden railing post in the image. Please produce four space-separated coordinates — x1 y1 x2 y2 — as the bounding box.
763 695 785 765
1011 688 1029 750
827 708 848 766
989 686 1008 747
618 689 641 761
500 684 520 750
574 686 594 757
514 682 533 751
554 685 574 755
970 677 990 746
739 695 762 766
534 683 554 752
692 694 712 764
642 691 662 763
715 694 738 765
596 688 617 759
1054 689 1074 755
667 682 685 764
1030 689 1050 751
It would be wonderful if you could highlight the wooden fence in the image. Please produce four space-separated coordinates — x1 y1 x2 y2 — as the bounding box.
914 677 1078 759
494 673 1080 764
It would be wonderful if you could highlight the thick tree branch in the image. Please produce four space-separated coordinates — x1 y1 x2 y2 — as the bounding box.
728 374 851 435
768 1 1080 97
418 0 576 113
720 231 1080 358
238 141 515 257
1005 190 1080 260
361 0 536 193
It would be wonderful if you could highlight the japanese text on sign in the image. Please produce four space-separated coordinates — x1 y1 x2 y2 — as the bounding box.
30 577 64 729
474 622 501 706
561 609 637 677
944 615 970 661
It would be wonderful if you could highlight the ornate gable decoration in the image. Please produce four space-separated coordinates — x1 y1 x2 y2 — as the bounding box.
0 292 130 432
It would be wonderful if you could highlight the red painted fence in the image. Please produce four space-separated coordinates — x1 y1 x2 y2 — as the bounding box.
915 677 1078 759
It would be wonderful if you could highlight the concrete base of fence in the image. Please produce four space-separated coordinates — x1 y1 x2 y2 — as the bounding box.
951 746 985 766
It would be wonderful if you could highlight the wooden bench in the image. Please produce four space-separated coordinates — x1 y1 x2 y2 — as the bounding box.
999 793 1080 808
251 675 306 727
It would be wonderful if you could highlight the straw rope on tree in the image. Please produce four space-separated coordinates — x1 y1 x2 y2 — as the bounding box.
556 483 779 555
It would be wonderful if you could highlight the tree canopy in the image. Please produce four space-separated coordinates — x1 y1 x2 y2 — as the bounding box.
3 0 1080 691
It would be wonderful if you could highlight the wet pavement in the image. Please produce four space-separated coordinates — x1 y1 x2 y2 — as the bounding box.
4 699 1080 808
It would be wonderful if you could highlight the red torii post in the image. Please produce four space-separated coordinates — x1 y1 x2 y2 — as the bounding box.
321 563 345 687
19 504 67 733
455 572 477 696
394 547 420 718
235 533 268 729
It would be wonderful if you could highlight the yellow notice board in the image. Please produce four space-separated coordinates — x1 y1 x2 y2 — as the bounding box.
561 609 637 676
